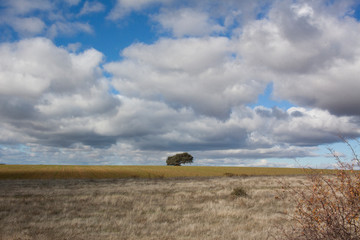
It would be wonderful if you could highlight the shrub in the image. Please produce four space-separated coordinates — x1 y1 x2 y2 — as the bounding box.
279 139 360 240
231 186 248 197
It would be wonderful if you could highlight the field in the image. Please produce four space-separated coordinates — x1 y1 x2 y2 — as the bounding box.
0 165 326 239
0 175 304 240
0 164 322 180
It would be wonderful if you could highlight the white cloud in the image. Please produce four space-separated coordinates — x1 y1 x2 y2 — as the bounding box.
237 106 360 148
154 8 224 37
0 123 36 145
3 96 358 165
1 0 52 15
108 0 172 20
47 22 93 38
0 38 120 149
0 38 102 98
64 0 82 6
79 1 105 16
273 55 360 116
0 38 56 98
291 3 314 18
95 102 360 159
105 37 265 118
0 0 95 39
0 0 50 37
7 17 45 36
269 107 360 145
236 1 360 116
66 42 82 52
1 1 360 166
105 0 360 121
93 96 186 137
36 81 117 118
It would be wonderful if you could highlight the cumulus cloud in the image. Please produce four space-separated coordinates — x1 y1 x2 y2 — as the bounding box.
2 87 359 164
105 37 266 118
95 100 360 159
0 38 102 98
100 0 360 165
105 1 360 120
2 35 357 160
102 103 360 162
1 0 360 166
154 8 224 37
0 38 120 148
251 107 360 146
236 1 360 116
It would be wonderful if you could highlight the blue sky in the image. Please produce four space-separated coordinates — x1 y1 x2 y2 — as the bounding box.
0 0 360 167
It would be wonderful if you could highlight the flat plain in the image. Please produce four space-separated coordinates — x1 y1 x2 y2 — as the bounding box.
0 174 305 240
0 165 319 180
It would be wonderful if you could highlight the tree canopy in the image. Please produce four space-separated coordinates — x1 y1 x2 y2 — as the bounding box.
166 152 193 166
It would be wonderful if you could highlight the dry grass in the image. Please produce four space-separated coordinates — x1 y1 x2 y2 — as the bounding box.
0 176 304 240
0 165 328 180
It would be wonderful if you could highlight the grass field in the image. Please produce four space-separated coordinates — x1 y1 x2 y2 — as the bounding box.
0 164 329 180
0 165 336 239
0 175 303 240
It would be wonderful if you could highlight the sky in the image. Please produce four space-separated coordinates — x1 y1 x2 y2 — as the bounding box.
1 0 360 167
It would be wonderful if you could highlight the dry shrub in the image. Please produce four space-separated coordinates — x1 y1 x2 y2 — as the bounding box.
231 186 248 197
280 139 360 240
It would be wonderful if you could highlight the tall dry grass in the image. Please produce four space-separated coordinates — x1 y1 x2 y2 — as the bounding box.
0 176 302 240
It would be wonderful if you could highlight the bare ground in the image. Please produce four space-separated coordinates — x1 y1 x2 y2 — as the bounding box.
0 176 302 240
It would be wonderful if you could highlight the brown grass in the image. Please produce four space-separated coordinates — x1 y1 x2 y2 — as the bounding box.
0 176 304 240
0 165 330 180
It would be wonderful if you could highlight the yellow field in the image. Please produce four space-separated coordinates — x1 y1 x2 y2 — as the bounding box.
0 164 332 179
0 175 299 239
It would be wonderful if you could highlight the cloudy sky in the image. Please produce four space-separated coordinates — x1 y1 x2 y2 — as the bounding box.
1 0 360 167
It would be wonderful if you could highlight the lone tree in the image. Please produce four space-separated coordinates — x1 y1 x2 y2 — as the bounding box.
166 152 193 166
